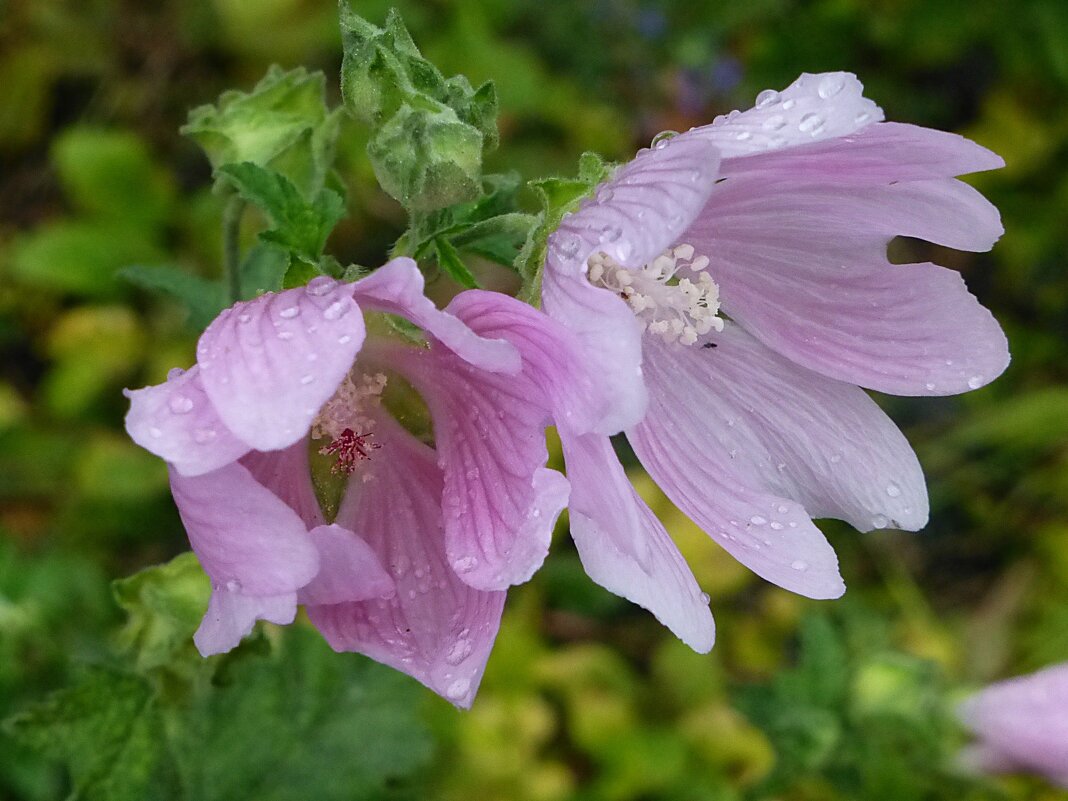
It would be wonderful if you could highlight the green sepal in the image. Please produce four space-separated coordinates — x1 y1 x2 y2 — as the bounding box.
339 5 498 212
182 66 342 197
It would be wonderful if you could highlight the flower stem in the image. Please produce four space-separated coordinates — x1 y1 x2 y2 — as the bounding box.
223 196 246 303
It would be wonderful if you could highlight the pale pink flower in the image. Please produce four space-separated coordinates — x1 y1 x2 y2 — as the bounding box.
126 258 591 706
958 663 1068 786
542 72 1008 650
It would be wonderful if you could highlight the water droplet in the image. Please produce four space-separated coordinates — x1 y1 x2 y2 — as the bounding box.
237 312 252 324
925 382 936 391
762 114 786 131
278 306 300 319
967 375 983 390
750 515 767 526
830 453 843 464
651 130 678 149
277 331 294 341
446 638 473 665
871 514 889 529
854 112 871 125
338 334 351 345
788 521 798 528
558 237 580 258
781 99 796 110
777 505 789 514
886 482 901 498
596 187 615 203
168 394 193 414
600 225 622 242
790 560 808 571
770 521 784 530
445 677 471 702
300 374 315 385
453 556 477 573
735 130 752 141
193 428 216 444
323 300 349 321
799 112 825 135
167 367 185 381
755 88 780 108
306 276 336 296
225 579 242 592
817 75 845 99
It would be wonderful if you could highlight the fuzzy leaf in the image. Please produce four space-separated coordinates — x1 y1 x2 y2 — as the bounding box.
120 265 226 329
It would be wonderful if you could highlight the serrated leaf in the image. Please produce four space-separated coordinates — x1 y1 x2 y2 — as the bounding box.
434 237 478 289
120 265 227 328
182 65 342 197
238 244 289 298
218 162 345 265
451 212 536 267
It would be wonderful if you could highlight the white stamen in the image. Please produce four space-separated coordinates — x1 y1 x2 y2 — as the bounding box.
587 244 724 346
311 371 387 441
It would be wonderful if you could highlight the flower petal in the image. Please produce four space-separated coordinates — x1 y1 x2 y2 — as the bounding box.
193 586 297 656
543 136 720 433
352 257 519 374
678 72 884 159
640 323 928 534
683 151 1009 395
720 122 1004 184
196 276 365 451
959 663 1068 787
124 366 249 477
297 524 394 607
241 440 325 528
306 418 505 709
169 461 319 596
383 337 570 592
560 431 716 652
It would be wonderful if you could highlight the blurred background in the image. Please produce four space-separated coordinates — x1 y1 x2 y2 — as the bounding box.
1 0 1067 799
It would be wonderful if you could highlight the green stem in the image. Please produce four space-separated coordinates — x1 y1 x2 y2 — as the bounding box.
223 197 246 302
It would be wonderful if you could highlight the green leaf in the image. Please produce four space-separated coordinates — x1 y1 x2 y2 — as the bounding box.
339 5 498 211
238 244 290 298
52 127 174 229
451 213 536 267
11 221 165 298
112 554 210 674
514 152 614 303
7 668 175 801
218 162 346 265
434 237 478 289
120 265 227 329
182 66 342 197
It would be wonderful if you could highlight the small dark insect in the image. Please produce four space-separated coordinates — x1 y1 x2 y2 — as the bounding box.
703 341 718 349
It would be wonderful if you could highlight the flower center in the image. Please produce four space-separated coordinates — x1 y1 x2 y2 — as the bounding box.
588 243 724 345
312 371 387 473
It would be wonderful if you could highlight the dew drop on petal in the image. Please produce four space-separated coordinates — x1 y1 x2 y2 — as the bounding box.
338 334 351 345
445 678 471 702
237 312 252 324
886 482 902 498
871 514 889 529
699 592 711 605
799 112 825 135
225 579 242 592
453 556 477 574
817 75 845 98
600 225 622 243
278 306 300 319
300 374 315 385
967 375 983 390
322 301 349 321
651 130 678 149
754 88 779 108
750 515 767 526
770 521 784 530
167 367 185 381
790 560 808 571
762 114 786 131
854 112 871 125
735 130 752 141
168 394 194 414
277 331 295 341
193 428 217 444
306 276 336 296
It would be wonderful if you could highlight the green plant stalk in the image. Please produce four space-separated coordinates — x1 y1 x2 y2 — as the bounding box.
223 196 246 302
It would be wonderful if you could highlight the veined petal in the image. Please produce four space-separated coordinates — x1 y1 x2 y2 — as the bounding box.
196 276 365 451
169 462 319 596
241 440 325 528
124 365 249 477
684 153 1009 395
959 663 1068 787
352 257 519 375
560 431 716 652
720 122 1004 184
194 587 297 656
384 338 570 592
307 417 505 709
678 72 884 159
543 136 720 434
297 524 394 607
640 323 927 534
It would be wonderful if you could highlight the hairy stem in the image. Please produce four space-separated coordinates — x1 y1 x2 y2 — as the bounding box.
223 196 246 302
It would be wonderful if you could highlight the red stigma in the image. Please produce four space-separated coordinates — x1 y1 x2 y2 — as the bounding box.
319 428 380 475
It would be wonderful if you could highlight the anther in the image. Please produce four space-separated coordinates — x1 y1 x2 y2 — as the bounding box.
319 428 381 475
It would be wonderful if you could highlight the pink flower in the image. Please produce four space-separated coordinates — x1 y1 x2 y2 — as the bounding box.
958 663 1068 786
125 258 591 706
542 72 1008 650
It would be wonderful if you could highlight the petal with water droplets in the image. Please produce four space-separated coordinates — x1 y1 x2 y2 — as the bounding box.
196 277 365 451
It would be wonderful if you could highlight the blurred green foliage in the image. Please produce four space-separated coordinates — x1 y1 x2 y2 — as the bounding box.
1 0 1067 799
